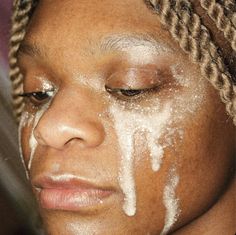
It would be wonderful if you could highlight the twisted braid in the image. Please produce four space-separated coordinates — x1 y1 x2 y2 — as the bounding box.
147 0 236 125
9 0 36 122
217 0 236 27
200 0 236 50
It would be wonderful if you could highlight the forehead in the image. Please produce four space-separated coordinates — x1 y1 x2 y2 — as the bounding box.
22 0 184 77
25 0 178 55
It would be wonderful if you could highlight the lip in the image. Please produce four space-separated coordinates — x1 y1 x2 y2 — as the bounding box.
32 175 116 212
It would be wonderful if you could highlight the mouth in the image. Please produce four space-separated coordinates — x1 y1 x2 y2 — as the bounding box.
32 174 116 212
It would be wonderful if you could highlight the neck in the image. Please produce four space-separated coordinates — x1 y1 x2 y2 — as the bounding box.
173 177 236 235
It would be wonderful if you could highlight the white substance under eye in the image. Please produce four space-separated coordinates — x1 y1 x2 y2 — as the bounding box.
110 102 172 216
161 167 180 235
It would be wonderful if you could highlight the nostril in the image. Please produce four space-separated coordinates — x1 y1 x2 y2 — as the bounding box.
33 115 105 149
64 137 85 148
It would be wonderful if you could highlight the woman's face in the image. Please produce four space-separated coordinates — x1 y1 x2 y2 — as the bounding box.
19 0 235 234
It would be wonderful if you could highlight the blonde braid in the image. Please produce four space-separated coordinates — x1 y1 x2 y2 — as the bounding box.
9 0 35 122
148 0 236 125
217 0 236 27
200 0 236 50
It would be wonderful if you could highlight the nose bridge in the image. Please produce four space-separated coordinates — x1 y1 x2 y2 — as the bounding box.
34 88 105 150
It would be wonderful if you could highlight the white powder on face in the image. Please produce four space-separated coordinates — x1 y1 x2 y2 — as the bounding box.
110 101 172 216
74 74 104 92
171 64 205 116
101 35 172 66
36 76 54 92
124 44 159 65
161 167 180 235
121 41 170 66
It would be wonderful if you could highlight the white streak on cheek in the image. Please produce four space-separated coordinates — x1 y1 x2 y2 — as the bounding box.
110 102 172 216
28 129 38 170
18 111 34 179
117 124 136 216
28 103 51 170
161 167 180 235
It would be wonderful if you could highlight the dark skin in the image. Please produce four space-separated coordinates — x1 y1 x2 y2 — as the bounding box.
18 0 235 234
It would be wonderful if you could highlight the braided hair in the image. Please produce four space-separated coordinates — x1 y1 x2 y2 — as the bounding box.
9 0 236 125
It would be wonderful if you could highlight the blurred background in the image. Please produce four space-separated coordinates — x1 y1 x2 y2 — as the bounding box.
0 1 43 234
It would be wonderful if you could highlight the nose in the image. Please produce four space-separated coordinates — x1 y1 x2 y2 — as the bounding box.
33 92 105 150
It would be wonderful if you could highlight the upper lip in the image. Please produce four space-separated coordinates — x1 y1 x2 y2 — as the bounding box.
32 174 115 192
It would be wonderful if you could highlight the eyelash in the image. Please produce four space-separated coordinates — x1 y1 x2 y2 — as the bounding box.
20 82 163 108
105 85 161 100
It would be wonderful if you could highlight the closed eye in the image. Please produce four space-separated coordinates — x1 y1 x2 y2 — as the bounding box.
105 85 159 99
105 86 143 96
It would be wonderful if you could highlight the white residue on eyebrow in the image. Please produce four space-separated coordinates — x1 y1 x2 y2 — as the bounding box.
101 34 172 65
110 101 172 216
161 167 180 235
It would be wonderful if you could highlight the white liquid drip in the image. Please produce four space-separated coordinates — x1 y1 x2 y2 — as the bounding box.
28 129 38 170
27 79 56 170
28 103 51 170
118 126 136 216
110 102 172 216
18 111 31 179
161 167 180 235
147 131 164 172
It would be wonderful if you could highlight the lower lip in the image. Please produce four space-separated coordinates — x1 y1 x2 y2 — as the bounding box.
39 188 113 211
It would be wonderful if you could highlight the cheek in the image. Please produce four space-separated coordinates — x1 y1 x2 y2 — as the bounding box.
108 97 183 234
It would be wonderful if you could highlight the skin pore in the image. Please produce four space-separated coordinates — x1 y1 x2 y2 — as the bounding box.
18 0 235 234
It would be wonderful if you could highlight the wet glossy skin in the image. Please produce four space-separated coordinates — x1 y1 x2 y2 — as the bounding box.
19 0 235 234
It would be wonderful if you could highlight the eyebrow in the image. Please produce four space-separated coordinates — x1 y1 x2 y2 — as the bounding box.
18 41 46 59
18 33 171 59
100 33 171 53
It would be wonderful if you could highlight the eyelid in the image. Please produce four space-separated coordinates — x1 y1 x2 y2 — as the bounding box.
106 68 165 90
